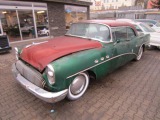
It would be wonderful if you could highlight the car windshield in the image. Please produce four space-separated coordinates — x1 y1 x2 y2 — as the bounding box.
140 23 155 32
155 22 160 27
66 23 111 42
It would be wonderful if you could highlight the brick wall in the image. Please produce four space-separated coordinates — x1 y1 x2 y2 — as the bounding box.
47 2 66 37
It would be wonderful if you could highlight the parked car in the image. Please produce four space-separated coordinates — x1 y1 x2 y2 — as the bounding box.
0 35 12 53
12 20 149 103
135 19 160 32
127 21 160 48
37 25 49 36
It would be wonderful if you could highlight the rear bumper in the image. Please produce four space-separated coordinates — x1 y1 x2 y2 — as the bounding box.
12 63 68 103
0 47 12 52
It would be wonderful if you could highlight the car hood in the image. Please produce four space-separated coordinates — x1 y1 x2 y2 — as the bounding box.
152 27 160 32
20 36 102 72
150 32 160 38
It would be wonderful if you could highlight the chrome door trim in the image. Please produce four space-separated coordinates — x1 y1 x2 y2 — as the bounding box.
66 52 137 79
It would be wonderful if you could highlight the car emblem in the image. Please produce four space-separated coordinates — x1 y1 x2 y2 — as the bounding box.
101 57 104 61
106 55 109 59
94 60 99 63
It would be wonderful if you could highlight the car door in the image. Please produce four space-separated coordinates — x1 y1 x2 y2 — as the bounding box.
110 27 129 71
92 25 114 79
125 27 138 62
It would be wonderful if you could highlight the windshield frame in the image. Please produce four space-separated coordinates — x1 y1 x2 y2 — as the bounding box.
65 22 113 43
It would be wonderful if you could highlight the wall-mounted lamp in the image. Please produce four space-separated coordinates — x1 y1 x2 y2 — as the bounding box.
37 11 45 14
2 11 7 14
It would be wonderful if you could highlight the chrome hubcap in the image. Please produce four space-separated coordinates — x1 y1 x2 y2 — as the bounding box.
70 75 86 95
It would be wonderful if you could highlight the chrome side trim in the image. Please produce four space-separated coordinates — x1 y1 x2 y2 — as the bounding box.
67 41 149 79
25 41 48 48
66 53 137 79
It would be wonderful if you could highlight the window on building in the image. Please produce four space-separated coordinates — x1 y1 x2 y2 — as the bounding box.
18 10 34 40
105 0 109 3
0 20 2 35
35 10 49 37
65 5 87 29
0 10 21 42
0 1 48 42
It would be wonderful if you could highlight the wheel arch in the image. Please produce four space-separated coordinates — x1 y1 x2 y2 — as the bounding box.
142 44 145 52
87 70 97 80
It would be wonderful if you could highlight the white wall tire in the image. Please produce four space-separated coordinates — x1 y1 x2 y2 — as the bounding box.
67 72 89 100
135 47 143 61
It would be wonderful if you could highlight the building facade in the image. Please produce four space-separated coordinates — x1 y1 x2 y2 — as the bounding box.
89 0 135 11
103 0 135 10
0 0 91 43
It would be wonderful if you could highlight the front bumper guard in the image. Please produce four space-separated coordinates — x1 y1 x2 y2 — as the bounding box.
12 64 68 103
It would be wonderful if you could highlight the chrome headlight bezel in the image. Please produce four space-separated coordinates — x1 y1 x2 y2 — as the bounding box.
46 64 55 85
14 47 19 60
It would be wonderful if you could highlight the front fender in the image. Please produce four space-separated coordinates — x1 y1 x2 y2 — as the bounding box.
46 48 104 91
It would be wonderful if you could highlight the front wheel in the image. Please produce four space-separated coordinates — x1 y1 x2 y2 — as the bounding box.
67 72 89 100
135 47 143 61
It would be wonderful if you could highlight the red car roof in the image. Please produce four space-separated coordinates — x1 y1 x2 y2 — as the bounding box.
79 20 137 35
80 20 135 28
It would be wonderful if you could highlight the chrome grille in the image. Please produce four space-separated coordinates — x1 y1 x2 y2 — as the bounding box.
15 60 44 88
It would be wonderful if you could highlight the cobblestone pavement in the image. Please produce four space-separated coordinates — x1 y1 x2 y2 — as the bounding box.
0 40 160 120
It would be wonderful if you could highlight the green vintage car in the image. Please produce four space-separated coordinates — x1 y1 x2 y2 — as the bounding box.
12 20 150 103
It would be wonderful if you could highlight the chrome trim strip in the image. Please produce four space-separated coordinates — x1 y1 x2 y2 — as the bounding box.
67 53 137 79
67 41 149 79
25 41 48 48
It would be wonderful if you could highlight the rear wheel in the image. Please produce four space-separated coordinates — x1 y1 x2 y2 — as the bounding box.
135 46 143 61
67 72 89 100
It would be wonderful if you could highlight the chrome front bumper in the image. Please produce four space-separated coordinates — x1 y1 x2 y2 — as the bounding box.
12 63 68 103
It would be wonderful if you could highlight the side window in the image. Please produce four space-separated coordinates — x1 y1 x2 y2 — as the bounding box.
112 27 127 42
99 25 111 41
111 28 116 42
127 28 136 40
134 25 142 32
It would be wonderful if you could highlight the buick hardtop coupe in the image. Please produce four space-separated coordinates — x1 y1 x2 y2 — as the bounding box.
12 20 150 103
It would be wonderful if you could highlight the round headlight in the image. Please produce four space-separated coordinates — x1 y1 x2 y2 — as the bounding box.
46 64 55 85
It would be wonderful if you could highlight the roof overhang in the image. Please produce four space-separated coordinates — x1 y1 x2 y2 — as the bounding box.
9 0 92 6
